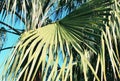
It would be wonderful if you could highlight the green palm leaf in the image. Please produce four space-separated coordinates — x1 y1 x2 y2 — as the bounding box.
2 0 120 81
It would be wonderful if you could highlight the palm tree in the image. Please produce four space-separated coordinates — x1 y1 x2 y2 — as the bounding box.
0 0 120 81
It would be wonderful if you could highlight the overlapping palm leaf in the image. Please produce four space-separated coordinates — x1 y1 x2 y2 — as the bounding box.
1 0 120 81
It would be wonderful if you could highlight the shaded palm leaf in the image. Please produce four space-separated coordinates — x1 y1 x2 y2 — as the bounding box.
1 0 114 81
0 0 85 30
0 27 6 51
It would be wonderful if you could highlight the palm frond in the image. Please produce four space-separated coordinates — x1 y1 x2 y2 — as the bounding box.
0 27 6 51
101 0 120 80
0 0 86 30
1 0 115 81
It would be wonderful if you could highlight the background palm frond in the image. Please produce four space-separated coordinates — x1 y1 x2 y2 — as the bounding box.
0 0 88 30
0 27 6 51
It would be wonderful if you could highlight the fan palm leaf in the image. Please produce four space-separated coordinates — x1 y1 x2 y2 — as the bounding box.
2 0 114 81
1 0 120 81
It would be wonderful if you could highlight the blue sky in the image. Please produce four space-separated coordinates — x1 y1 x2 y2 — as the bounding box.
0 10 24 73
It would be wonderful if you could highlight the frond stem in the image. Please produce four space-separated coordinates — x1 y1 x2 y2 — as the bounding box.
0 21 21 35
